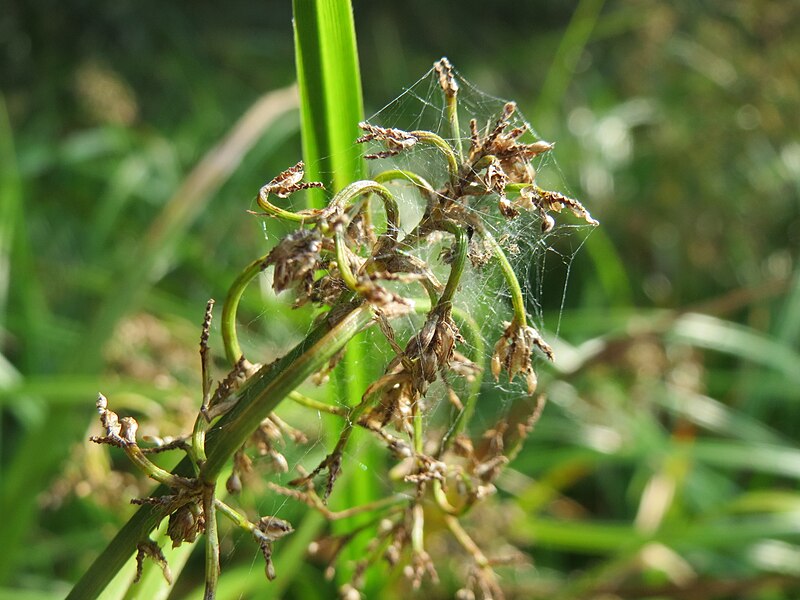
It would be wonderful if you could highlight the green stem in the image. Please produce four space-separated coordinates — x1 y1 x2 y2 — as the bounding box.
214 498 255 532
410 503 424 556
331 180 400 239
202 486 220 600
445 93 463 162
373 169 436 201
444 514 491 569
288 391 347 416
221 255 268 365
256 191 320 223
124 445 196 489
201 304 374 481
432 480 458 514
481 229 527 327
437 222 467 306
331 181 401 294
410 130 459 186
335 229 360 291
190 416 207 475
67 303 375 600
323 495 407 521
412 399 424 456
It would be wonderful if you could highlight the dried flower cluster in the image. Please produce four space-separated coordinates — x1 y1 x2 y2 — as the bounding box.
88 58 597 599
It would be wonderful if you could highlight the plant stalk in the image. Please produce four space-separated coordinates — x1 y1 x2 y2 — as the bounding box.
66 303 375 600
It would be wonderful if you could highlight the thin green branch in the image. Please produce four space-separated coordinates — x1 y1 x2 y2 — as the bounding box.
437 222 467 306
288 390 347 416
202 486 220 600
255 191 319 223
373 169 437 204
445 96 463 162
411 130 459 186
481 229 527 328
335 228 360 292
124 444 196 490
331 180 400 239
214 498 254 531
221 255 268 366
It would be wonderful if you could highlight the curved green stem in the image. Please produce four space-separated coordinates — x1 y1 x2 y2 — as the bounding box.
331 180 400 239
433 480 458 514
437 222 467 306
335 229 360 292
331 182 402 294
410 130 459 186
222 255 268 366
481 229 527 327
124 445 196 489
374 169 436 202
256 190 320 223
421 279 441 307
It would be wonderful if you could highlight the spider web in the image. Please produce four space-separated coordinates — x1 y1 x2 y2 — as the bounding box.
230 62 596 586
347 65 595 417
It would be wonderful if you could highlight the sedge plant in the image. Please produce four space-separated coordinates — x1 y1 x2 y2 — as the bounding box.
71 58 597 600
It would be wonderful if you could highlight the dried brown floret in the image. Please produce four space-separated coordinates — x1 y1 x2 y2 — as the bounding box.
482 158 509 200
465 102 555 203
255 515 294 581
491 320 553 395
362 304 466 436
167 503 203 547
354 275 415 317
434 57 459 98
405 454 447 485
119 416 139 445
135 538 172 584
309 270 348 307
361 371 416 433
357 122 418 159
536 188 599 226
289 450 343 501
260 161 324 199
406 549 440 589
265 228 323 297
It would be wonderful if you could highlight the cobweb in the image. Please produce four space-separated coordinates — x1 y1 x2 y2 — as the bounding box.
234 62 596 585
346 64 595 413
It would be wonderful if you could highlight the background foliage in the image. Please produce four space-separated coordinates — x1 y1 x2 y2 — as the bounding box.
1 1 799 598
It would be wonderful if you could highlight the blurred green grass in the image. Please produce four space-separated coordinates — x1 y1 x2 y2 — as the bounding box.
1 1 799 598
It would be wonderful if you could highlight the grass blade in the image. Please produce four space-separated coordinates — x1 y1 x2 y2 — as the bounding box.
293 0 379 588
293 0 365 206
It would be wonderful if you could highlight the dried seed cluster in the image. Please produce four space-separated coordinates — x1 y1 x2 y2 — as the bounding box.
89 58 597 600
